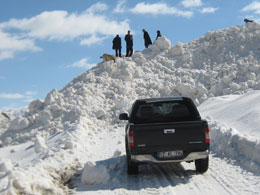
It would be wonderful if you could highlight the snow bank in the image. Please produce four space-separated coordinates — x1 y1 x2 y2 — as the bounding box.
199 91 260 173
1 22 260 193
207 119 260 174
199 91 260 138
81 161 110 185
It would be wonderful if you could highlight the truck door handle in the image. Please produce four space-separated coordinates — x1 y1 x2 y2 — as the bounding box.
164 129 175 134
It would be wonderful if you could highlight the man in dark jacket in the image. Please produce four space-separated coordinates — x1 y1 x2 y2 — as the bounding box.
143 29 152 48
125 31 133 57
112 34 121 57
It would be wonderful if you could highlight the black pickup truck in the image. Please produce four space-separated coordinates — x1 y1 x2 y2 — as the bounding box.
119 97 210 175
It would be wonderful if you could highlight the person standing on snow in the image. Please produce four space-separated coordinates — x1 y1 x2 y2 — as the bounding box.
112 34 122 57
125 30 133 57
142 29 152 48
156 30 162 40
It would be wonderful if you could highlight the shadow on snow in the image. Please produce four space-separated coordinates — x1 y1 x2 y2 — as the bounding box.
68 155 198 192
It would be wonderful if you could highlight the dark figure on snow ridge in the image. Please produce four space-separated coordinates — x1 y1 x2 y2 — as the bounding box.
244 18 253 23
143 29 152 48
125 30 133 57
113 34 122 57
156 30 162 40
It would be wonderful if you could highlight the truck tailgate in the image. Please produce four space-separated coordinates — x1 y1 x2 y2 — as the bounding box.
133 121 206 148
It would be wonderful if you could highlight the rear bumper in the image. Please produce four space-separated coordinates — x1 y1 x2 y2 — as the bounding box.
131 150 209 163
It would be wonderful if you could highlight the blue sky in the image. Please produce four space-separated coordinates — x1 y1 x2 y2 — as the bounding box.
0 0 259 111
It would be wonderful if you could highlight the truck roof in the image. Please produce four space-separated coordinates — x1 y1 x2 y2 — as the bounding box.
136 97 188 103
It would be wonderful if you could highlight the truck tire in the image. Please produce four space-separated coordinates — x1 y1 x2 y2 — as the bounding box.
125 138 139 175
126 151 139 175
195 157 209 173
127 158 139 175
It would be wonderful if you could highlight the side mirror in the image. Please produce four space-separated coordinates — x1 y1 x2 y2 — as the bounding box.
119 113 129 120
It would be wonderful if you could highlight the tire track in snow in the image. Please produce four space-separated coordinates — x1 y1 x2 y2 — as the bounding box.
207 155 260 195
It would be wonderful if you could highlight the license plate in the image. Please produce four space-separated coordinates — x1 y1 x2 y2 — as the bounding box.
157 150 183 158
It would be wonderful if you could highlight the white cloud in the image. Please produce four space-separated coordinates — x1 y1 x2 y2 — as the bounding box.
114 0 127 13
0 91 37 102
200 7 218 14
0 31 41 61
130 2 193 18
0 50 13 61
242 2 260 14
85 2 108 14
0 8 130 41
66 58 96 69
25 91 38 96
0 93 24 99
181 0 202 8
80 35 108 46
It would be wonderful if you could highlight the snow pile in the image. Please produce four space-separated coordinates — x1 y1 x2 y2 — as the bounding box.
9 116 30 131
150 36 171 51
0 111 22 139
0 159 13 172
207 119 260 174
199 91 260 174
1 22 260 194
81 161 110 185
34 135 48 153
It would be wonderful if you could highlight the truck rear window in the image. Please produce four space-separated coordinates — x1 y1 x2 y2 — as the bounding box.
131 101 199 124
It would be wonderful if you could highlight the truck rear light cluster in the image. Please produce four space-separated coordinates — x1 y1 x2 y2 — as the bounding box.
129 130 135 147
204 126 210 143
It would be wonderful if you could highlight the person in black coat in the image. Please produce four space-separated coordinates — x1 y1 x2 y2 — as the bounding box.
125 31 133 57
156 30 162 40
142 29 152 48
112 34 121 57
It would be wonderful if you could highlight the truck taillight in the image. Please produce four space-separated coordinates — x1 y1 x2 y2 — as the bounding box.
129 130 135 148
204 126 210 143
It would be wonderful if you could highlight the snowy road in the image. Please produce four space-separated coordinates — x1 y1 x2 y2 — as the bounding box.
69 125 260 195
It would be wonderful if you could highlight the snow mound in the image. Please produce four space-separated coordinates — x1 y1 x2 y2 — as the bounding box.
0 159 13 173
34 135 48 153
150 36 171 51
81 161 110 185
9 116 30 131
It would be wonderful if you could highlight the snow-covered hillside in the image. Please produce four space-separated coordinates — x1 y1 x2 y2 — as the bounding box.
0 22 260 194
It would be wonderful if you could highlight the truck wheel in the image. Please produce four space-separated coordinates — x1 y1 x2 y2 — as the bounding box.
195 157 209 173
126 154 139 175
